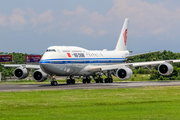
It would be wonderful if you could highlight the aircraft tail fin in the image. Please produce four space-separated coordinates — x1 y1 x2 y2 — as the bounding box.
115 18 129 51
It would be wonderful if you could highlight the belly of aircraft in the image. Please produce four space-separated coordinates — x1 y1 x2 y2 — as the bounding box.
40 63 87 76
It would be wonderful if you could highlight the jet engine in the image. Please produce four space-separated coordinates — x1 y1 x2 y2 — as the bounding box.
116 67 133 80
158 63 173 76
33 69 48 82
14 67 29 79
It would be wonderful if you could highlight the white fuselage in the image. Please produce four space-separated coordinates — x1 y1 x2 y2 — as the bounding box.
40 46 129 76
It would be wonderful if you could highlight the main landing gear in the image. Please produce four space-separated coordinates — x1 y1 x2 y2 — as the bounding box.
82 76 91 84
95 75 103 83
66 76 75 84
105 72 113 83
50 73 113 86
95 72 113 83
104 77 113 83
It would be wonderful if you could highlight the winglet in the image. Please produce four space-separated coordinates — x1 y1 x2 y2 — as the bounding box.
115 18 129 51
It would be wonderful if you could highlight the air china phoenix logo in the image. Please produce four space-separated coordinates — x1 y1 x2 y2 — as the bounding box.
123 29 127 46
67 53 71 57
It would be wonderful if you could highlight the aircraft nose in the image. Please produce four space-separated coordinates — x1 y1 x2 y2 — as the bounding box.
40 59 50 70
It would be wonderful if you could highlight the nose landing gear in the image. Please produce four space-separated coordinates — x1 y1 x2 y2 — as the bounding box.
51 81 58 86
50 76 58 86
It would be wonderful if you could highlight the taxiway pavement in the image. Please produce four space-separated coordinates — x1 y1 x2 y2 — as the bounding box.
1 81 180 92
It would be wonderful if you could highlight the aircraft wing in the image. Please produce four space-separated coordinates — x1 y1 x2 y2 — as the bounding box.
3 64 40 69
87 60 180 72
127 50 162 58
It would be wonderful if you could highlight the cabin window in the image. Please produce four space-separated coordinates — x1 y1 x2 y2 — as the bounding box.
72 50 82 52
63 50 70 52
46 49 56 52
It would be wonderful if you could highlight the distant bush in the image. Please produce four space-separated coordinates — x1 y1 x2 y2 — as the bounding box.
133 68 151 74
149 66 180 80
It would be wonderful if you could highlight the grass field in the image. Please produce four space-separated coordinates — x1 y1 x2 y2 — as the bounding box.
1 86 180 120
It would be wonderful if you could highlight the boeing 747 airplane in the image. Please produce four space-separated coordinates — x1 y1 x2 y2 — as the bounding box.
4 18 180 86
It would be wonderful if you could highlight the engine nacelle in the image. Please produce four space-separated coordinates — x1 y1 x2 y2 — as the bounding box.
14 67 29 79
116 67 133 80
33 69 48 82
158 63 173 76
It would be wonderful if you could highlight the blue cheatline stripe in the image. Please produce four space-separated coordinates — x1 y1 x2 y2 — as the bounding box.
43 58 126 60
40 58 126 64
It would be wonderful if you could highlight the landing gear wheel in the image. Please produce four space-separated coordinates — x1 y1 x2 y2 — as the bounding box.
105 78 109 83
54 81 58 86
51 81 58 86
100 78 103 83
71 79 75 84
67 79 71 84
51 81 54 86
109 78 113 83
87 79 91 83
96 79 100 83
83 79 87 84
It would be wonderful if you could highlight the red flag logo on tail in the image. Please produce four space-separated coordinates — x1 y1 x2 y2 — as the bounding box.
123 29 127 46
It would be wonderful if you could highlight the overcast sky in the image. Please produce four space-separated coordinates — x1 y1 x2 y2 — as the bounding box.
0 0 180 54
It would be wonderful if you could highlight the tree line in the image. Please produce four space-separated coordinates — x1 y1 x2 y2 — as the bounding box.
130 50 180 80
0 50 180 80
0 52 28 79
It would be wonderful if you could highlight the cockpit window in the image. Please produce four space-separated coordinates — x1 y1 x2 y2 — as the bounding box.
46 49 56 52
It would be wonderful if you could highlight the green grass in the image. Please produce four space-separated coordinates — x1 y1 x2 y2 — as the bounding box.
1 86 180 120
